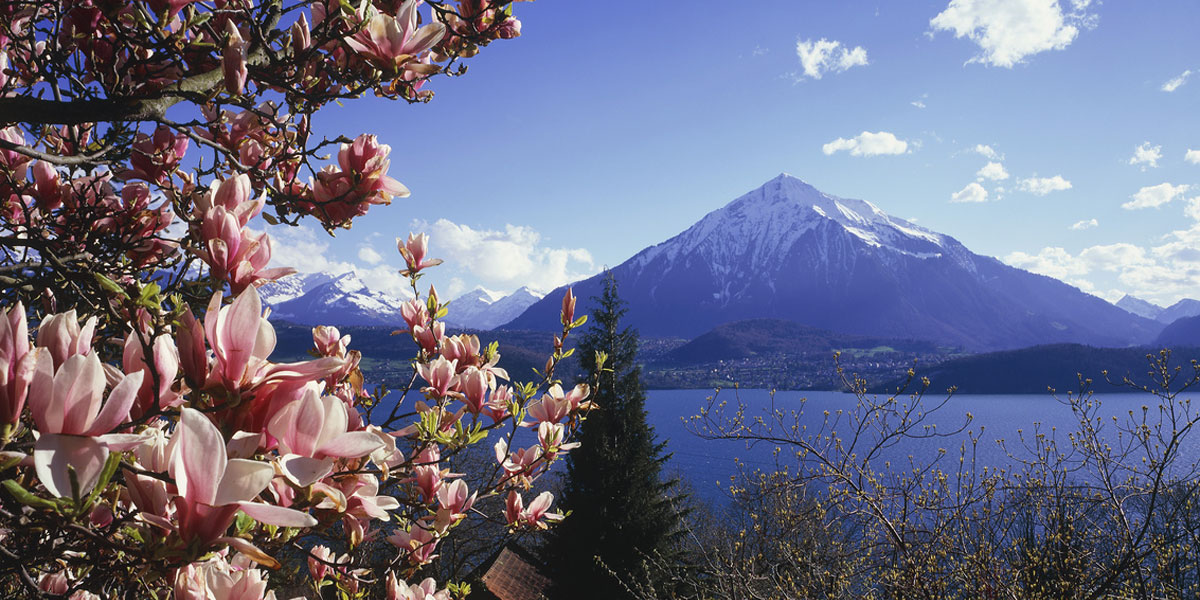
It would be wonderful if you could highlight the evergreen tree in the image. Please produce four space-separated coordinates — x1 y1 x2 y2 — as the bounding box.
548 271 686 599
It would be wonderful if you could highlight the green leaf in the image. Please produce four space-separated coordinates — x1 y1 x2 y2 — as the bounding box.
2 479 59 511
94 273 130 298
571 315 588 328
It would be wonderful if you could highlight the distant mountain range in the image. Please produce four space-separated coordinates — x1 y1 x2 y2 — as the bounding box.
505 174 1160 351
259 272 541 330
445 287 543 330
1116 295 1200 324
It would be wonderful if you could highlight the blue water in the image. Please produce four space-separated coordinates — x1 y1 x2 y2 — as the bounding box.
645 389 1200 503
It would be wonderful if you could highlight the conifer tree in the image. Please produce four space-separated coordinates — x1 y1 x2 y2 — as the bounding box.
548 271 686 599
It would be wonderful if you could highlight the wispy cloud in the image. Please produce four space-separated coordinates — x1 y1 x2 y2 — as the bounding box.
1070 218 1098 231
795 38 869 79
1162 69 1193 92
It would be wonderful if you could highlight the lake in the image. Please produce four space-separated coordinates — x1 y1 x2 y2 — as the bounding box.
645 388 1200 504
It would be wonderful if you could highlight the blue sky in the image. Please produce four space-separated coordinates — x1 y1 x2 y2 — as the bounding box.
269 0 1200 308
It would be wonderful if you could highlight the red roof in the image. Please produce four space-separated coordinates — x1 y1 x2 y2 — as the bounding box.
479 546 552 600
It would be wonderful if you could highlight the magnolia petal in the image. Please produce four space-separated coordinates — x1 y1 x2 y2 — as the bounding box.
33 434 109 498
259 356 345 383
216 536 280 569
214 458 274 506
319 431 384 459
237 501 317 528
86 370 143 436
172 408 226 506
226 430 262 459
279 454 333 488
97 432 151 451
27 350 56 432
290 386 325 457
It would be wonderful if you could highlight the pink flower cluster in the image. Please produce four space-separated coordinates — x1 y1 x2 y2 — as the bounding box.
0 232 587 597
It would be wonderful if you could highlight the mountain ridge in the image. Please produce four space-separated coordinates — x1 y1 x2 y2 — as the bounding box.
504 174 1160 350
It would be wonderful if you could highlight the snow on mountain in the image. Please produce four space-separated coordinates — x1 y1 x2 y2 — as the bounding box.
1115 295 1164 321
259 271 338 306
266 271 409 327
506 174 1160 351
446 286 543 330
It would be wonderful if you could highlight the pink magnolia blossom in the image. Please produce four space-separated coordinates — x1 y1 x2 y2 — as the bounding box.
267 383 383 486
31 161 64 211
412 321 444 354
312 325 349 357
417 356 457 398
482 384 513 423
339 135 409 204
0 301 36 427
386 523 439 565
434 479 475 529
36 309 97 368
399 298 429 332
125 125 189 183
223 22 249 96
123 332 181 418
345 5 446 73
387 573 450 600
397 232 440 275
0 126 31 172
170 407 316 544
455 367 488 413
27 351 145 497
174 554 280 600
561 287 576 326
203 286 345 393
505 490 563 530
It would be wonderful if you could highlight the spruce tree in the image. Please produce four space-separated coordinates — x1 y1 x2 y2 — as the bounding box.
548 271 686 599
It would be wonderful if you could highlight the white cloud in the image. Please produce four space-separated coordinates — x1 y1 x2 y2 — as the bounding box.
795 38 869 79
1004 212 1200 305
822 131 910 157
930 0 1094 68
976 161 1009 181
1122 182 1190 210
1186 149 1200 165
951 182 989 203
1162 69 1193 92
911 100 927 109
970 144 1000 160
1187 197 1200 221
1128 142 1162 170
1004 247 1088 280
1070 218 1098 230
1018 175 1072 195
268 225 413 298
357 246 383 265
415 218 596 293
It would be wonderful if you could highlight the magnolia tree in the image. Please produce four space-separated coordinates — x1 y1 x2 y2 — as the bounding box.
0 1 593 598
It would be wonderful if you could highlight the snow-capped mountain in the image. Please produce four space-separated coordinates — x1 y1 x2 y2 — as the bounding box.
445 286 544 330
1115 295 1164 321
505 174 1160 351
265 271 409 327
259 271 338 306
